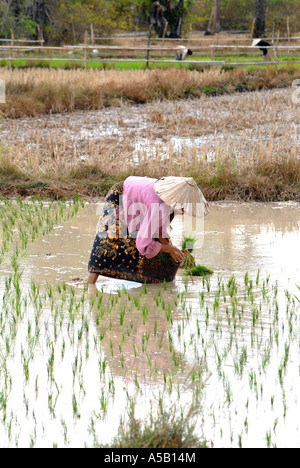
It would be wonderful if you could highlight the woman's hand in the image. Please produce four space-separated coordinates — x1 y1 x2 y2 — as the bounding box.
161 244 184 264
169 246 185 264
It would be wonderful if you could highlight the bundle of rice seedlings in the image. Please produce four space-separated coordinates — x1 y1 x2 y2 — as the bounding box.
180 236 213 277
181 250 196 269
181 236 196 269
185 265 214 277
181 236 196 253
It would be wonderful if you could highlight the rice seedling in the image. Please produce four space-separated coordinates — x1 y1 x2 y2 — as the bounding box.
0 194 299 449
72 393 80 419
295 285 300 304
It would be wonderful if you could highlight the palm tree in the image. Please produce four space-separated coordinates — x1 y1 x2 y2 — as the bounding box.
253 0 267 38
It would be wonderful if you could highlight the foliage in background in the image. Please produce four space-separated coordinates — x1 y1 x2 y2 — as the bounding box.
0 0 299 43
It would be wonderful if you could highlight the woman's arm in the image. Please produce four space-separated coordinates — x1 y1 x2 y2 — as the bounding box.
158 215 184 263
158 234 171 246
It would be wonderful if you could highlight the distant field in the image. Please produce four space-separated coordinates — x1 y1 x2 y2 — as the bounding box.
1 30 299 71
1 53 300 70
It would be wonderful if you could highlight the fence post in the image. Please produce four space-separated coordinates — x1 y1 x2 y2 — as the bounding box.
287 17 290 55
189 25 193 48
274 31 280 74
271 20 275 48
250 18 255 38
9 29 14 71
84 30 88 71
162 21 168 47
91 24 94 47
134 24 138 46
210 33 218 63
146 25 152 71
37 25 44 48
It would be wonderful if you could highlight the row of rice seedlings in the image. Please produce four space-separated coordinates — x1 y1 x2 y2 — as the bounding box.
0 270 293 450
0 196 87 439
194 273 300 447
115 271 295 448
0 198 299 447
0 197 84 265
94 272 299 448
0 255 206 446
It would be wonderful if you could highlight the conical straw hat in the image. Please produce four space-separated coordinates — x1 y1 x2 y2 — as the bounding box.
154 177 209 218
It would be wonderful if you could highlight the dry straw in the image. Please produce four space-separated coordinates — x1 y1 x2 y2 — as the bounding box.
0 66 298 118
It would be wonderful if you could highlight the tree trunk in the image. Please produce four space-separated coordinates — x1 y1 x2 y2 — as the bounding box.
71 19 76 45
151 1 168 38
0 0 13 33
206 0 220 35
253 0 267 38
168 0 184 38
150 0 185 39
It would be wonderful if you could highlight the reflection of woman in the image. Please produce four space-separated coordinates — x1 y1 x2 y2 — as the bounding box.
95 285 189 385
88 176 208 285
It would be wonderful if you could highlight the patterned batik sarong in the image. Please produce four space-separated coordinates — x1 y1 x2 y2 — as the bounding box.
88 182 180 284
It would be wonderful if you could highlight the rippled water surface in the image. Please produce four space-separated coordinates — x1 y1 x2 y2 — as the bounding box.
0 202 300 448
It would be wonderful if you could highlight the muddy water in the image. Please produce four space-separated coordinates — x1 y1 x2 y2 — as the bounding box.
1 202 300 448
21 202 300 294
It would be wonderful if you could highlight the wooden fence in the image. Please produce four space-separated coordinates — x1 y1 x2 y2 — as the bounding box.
0 30 300 71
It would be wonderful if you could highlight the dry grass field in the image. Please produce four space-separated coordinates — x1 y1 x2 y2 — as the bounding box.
0 66 298 118
0 66 299 201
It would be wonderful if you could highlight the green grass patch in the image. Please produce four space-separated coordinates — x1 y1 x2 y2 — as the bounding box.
1 53 299 72
101 406 206 449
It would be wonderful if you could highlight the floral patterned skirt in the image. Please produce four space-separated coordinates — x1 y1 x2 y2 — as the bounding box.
88 182 180 284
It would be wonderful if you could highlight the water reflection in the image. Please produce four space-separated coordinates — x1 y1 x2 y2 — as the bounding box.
92 283 201 386
1 201 300 447
19 201 300 294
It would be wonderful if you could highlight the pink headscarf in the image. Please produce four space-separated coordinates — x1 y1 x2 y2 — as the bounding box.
123 176 171 259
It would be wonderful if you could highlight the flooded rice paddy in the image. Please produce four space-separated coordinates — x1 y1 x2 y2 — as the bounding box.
0 199 300 448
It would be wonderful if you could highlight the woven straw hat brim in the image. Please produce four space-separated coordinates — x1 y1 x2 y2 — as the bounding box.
154 177 209 218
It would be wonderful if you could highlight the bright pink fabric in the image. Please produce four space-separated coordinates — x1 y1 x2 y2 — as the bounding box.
123 176 171 259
